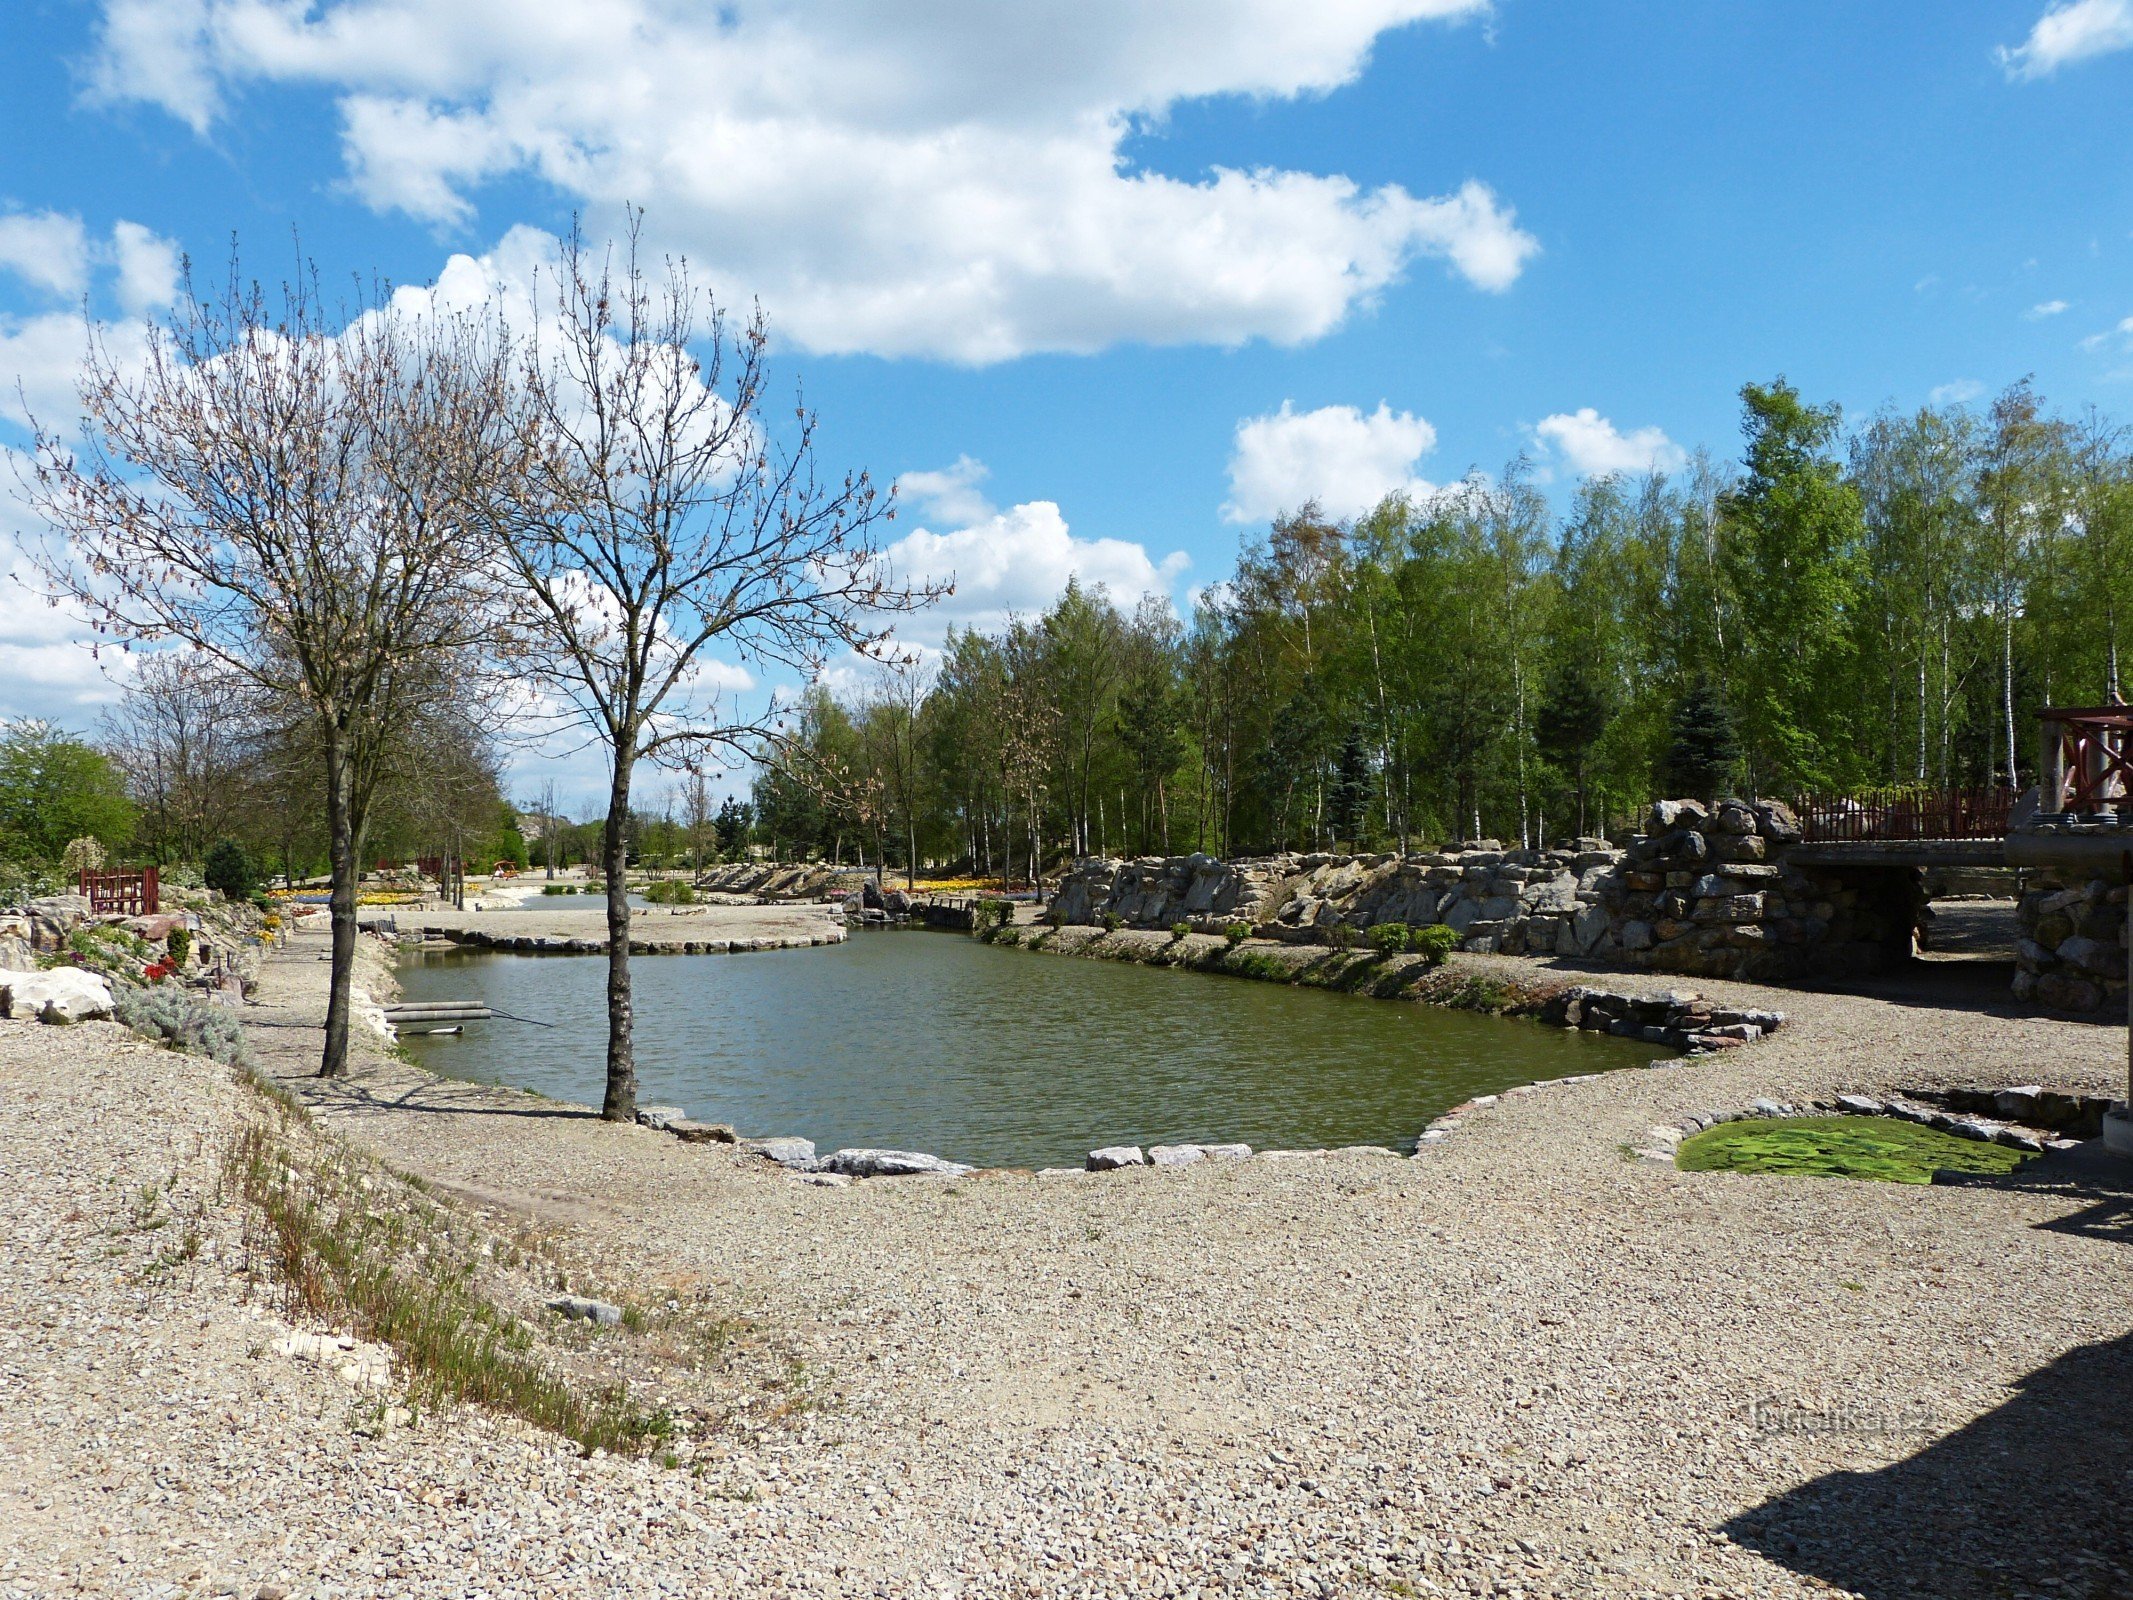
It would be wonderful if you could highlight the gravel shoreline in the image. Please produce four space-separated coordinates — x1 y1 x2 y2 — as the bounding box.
5 923 2131 1598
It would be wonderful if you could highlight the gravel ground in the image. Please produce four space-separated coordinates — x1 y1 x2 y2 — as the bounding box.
4 925 2131 1599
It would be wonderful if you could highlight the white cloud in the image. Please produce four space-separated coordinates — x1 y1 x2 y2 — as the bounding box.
2026 298 2072 319
1999 0 2133 79
894 456 995 529
880 499 1189 639
1530 408 1685 480
1930 378 1987 406
2079 315 2133 353
1222 401 1438 524
83 0 1537 363
0 212 90 300
110 221 182 314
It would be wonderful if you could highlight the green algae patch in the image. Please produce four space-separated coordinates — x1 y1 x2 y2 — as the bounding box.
1676 1115 2033 1185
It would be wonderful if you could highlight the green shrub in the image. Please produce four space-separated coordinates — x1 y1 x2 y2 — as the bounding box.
979 899 1014 928
1367 922 1412 954
165 926 191 967
1170 921 1190 940
541 883 577 896
1100 911 1123 932
1412 923 1459 964
204 839 256 901
642 880 696 905
1224 921 1251 945
1044 906 1067 928
1322 922 1358 950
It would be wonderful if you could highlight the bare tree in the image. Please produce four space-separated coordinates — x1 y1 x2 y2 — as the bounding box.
486 221 939 1121
676 764 715 879
26 249 507 1076
535 777 561 878
99 652 250 863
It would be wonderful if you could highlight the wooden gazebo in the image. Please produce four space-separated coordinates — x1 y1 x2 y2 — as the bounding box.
2037 706 2133 818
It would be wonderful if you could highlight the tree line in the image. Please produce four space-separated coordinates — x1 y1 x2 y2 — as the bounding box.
758 378 2133 880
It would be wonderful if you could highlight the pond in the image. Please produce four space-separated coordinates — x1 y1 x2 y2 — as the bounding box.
395 930 1661 1170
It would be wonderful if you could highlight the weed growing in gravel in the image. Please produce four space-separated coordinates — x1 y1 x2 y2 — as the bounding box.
224 1110 670 1455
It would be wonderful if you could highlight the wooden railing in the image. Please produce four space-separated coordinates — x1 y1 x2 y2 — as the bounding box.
79 865 159 916
1792 789 2015 844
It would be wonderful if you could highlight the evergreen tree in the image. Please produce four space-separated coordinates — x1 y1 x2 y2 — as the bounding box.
1327 725 1372 848
1536 660 1612 837
1662 677 1741 803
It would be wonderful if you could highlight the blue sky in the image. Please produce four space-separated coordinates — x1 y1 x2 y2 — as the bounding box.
3 0 2131 806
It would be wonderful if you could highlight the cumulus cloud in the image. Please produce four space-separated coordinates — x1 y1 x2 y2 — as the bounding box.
1530 408 1685 480
83 0 1536 362
1223 401 1439 524
1999 0 2133 79
894 456 995 529
880 499 1189 640
2026 299 2071 319
0 212 91 300
1930 378 1987 405
110 221 182 314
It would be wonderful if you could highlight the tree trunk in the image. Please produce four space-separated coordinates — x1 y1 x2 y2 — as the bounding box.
600 755 638 1122
320 730 356 1079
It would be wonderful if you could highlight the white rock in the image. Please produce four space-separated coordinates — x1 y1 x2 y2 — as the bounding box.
1148 1144 1207 1167
1085 1145 1146 1171
0 966 114 1023
740 1136 817 1167
812 1148 973 1179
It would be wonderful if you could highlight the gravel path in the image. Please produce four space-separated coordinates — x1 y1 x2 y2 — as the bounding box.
5 926 2131 1598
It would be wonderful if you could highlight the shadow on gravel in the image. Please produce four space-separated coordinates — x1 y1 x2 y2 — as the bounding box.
287 1074 601 1122
1933 1141 2133 1245
1725 1331 2133 1598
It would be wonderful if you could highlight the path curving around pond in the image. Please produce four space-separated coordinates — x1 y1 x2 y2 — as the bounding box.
6 921 2133 1597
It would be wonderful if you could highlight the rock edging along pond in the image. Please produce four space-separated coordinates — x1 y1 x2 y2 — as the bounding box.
1626 1085 2098 1167
980 921 1783 1054
1048 796 1924 982
394 927 1685 1172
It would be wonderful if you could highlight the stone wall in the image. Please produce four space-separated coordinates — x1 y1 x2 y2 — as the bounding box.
2014 876 2129 1014
1050 798 1924 983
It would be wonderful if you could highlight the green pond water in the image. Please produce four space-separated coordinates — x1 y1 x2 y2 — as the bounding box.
395 930 1661 1170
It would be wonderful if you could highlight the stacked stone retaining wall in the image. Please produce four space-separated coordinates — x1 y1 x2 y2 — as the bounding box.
1051 798 1922 984
2014 876 2129 1014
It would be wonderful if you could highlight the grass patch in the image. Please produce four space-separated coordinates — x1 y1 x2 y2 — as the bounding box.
1676 1115 2033 1185
224 1108 670 1455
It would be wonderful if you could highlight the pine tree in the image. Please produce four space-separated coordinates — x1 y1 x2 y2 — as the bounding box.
1662 676 1741 802
1536 660 1611 837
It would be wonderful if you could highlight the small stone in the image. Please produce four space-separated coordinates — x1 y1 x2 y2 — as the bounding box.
1751 1098 1784 1118
795 1171 852 1187
1836 1093 1884 1115
635 1104 688 1130
1148 1144 1207 1167
546 1295 622 1326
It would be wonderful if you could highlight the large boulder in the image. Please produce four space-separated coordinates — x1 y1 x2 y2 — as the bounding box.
810 1147 973 1179
0 966 115 1023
